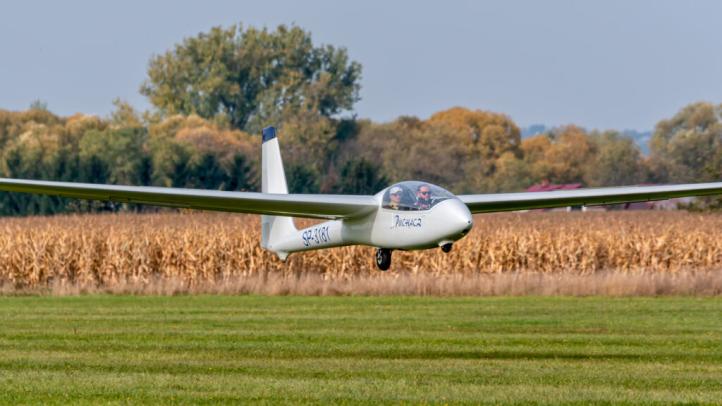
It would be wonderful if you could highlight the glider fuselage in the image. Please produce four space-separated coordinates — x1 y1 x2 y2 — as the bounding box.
268 194 473 258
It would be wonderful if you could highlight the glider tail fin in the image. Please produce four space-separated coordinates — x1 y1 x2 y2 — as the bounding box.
260 126 297 259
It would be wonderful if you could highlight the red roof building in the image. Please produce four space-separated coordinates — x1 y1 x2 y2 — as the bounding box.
525 182 585 211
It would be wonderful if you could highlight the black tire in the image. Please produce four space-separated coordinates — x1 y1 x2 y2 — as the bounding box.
375 248 392 271
441 243 453 253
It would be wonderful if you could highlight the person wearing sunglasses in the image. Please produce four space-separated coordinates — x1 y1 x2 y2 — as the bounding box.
414 184 433 210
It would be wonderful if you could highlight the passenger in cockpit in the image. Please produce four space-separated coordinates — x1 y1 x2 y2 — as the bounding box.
414 184 432 210
388 186 403 210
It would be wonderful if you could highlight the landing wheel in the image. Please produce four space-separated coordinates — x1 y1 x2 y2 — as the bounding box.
375 248 392 271
441 243 453 253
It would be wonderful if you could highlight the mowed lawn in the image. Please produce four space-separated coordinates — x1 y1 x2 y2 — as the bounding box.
0 296 720 404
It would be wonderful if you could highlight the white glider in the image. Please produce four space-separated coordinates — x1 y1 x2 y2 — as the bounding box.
0 126 721 270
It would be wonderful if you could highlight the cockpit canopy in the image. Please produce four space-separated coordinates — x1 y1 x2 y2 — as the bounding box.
381 181 455 211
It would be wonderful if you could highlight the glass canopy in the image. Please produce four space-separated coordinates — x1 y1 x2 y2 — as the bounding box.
381 181 455 211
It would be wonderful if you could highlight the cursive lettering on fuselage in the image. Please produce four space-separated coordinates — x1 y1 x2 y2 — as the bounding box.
392 215 422 228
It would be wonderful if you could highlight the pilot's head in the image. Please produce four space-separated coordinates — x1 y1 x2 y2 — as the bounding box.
389 186 402 204
416 184 431 202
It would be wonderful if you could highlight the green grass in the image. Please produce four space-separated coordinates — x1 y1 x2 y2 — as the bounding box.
0 296 720 405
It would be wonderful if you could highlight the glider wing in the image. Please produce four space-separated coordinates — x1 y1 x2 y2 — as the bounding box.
0 178 378 220
458 182 722 213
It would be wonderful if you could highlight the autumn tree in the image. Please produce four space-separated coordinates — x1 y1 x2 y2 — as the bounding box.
347 118 466 191
146 114 257 191
335 158 388 195
585 131 645 187
520 126 595 185
109 98 143 129
140 24 362 134
520 133 552 182
428 107 522 161
341 109 522 194
427 107 522 191
0 106 261 215
490 151 533 192
79 127 148 186
649 102 722 182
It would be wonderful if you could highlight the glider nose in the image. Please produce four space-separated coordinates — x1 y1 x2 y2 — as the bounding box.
447 198 474 236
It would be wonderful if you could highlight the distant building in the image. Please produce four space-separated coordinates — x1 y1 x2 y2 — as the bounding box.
616 197 693 211
526 181 585 211
607 183 693 210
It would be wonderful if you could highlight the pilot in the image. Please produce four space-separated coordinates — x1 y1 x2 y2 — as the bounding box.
414 184 432 210
388 186 403 210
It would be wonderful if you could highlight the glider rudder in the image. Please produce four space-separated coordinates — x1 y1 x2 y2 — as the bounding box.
260 126 297 259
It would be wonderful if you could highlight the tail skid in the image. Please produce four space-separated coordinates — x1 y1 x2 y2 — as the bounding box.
260 126 297 260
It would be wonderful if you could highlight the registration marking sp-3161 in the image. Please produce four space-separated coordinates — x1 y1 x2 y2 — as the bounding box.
302 225 331 247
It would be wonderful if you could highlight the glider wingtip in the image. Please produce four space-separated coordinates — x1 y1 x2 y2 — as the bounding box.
262 126 277 143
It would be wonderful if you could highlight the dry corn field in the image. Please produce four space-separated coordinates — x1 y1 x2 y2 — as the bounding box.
0 211 721 295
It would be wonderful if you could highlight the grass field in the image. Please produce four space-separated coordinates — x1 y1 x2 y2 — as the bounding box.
0 296 720 404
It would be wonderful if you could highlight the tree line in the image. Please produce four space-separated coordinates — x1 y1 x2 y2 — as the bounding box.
0 23 720 215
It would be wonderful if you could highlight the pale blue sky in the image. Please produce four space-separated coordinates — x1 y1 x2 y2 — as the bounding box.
1 0 721 130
